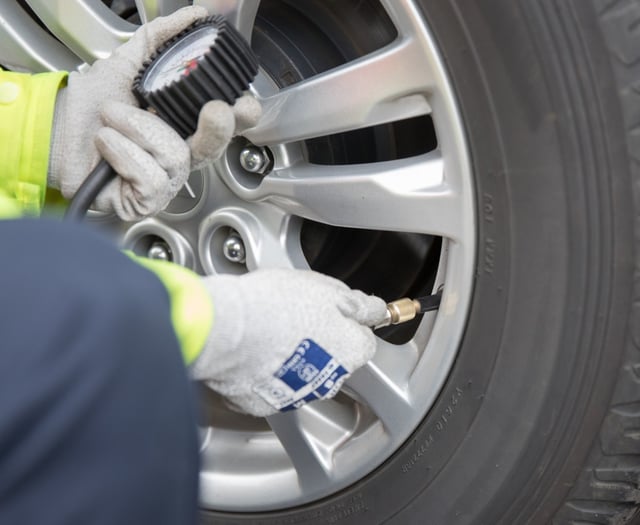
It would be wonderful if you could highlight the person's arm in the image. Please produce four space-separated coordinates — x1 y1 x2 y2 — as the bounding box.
0 69 67 217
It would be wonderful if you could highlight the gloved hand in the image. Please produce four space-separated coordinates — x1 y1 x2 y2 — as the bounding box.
190 269 388 417
48 6 261 221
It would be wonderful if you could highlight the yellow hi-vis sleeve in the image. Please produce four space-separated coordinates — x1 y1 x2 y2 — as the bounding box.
0 70 67 217
129 254 213 365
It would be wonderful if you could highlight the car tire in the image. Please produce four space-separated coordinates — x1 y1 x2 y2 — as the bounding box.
203 0 640 523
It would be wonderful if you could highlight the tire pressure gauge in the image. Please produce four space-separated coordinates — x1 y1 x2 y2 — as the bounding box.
133 15 259 138
65 15 259 220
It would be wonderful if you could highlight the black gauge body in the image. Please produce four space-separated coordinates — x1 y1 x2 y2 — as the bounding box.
133 15 259 138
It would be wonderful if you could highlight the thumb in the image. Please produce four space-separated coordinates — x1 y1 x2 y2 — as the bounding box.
188 100 235 168
233 94 262 134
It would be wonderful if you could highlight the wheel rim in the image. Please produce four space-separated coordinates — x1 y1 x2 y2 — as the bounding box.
1 0 476 512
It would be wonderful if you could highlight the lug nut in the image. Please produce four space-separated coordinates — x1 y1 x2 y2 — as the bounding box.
223 233 246 264
239 145 270 174
147 241 172 262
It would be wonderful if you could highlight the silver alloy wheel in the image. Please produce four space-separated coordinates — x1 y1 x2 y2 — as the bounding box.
1 0 475 512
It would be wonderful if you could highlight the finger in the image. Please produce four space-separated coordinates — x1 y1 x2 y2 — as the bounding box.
115 6 209 65
335 320 379 372
233 94 262 134
188 100 235 166
221 391 277 418
95 127 173 219
338 289 388 326
100 101 190 193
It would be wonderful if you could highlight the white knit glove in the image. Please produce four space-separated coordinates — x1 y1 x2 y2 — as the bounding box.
48 6 261 221
190 269 388 417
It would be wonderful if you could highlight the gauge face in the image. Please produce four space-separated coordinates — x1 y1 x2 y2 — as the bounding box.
132 15 258 138
144 25 219 92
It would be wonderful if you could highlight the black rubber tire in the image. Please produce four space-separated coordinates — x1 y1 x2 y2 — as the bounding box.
202 1 640 523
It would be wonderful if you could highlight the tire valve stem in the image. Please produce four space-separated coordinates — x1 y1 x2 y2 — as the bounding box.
374 292 442 330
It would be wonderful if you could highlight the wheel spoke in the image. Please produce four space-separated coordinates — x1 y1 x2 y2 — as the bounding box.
244 211 308 271
267 403 354 491
134 0 190 23
0 2 81 72
245 38 435 146
380 0 432 40
25 0 136 63
194 0 260 40
345 344 415 436
251 153 463 240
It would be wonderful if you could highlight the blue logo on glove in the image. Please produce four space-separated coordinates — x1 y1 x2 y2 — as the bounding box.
253 339 349 412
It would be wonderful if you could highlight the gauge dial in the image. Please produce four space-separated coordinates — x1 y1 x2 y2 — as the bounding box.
133 15 259 137
143 25 219 91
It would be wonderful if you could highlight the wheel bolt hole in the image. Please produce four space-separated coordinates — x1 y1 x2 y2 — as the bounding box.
239 145 272 174
209 227 248 275
131 235 173 263
226 138 273 189
223 232 246 264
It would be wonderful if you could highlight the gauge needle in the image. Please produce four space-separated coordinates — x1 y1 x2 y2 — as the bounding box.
184 181 196 199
